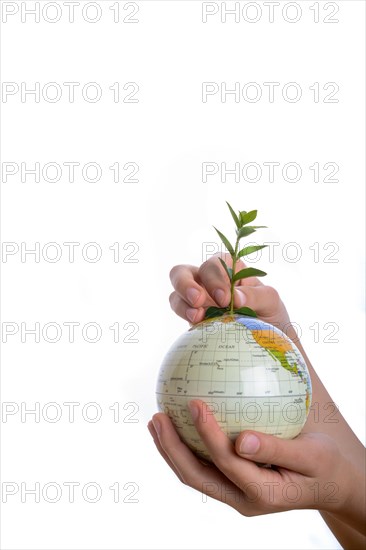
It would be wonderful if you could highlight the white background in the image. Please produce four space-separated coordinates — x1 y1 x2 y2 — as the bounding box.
0 1 365 548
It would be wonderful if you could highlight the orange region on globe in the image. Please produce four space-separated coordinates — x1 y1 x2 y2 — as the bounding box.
251 330 293 353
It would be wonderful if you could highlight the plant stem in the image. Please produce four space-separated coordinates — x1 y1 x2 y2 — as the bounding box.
229 238 239 315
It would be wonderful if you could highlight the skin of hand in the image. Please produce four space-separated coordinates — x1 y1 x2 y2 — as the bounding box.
149 253 366 544
168 252 289 330
148 401 364 529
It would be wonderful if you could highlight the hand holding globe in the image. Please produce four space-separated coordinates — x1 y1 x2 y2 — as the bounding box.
156 203 312 461
149 202 365 547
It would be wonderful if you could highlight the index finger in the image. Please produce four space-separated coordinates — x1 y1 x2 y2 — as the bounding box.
169 264 214 308
197 253 264 307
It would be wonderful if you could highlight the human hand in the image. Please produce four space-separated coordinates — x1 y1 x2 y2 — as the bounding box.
148 400 364 530
169 253 294 337
161 255 366 544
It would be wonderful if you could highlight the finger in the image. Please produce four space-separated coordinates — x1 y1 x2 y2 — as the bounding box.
235 431 336 476
169 291 214 324
198 254 244 307
168 286 276 325
151 413 244 511
168 288 250 325
147 420 184 483
198 253 265 308
168 260 245 323
151 412 216 485
169 264 211 308
188 400 274 494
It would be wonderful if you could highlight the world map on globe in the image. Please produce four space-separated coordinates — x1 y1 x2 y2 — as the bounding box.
156 314 312 461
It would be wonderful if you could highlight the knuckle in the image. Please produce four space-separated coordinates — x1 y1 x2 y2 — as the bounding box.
238 492 277 516
199 254 229 279
210 252 232 265
264 285 282 310
179 474 188 486
260 495 281 513
263 440 283 466
168 291 178 310
217 252 233 266
198 262 212 283
240 508 256 517
198 258 212 273
169 264 180 283
215 252 231 261
266 285 281 303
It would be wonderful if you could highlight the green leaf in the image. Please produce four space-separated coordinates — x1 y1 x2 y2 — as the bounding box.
237 226 257 239
250 226 267 229
240 210 257 226
233 307 258 318
204 306 229 320
226 201 241 230
238 244 268 259
218 257 233 281
213 227 234 256
232 267 267 283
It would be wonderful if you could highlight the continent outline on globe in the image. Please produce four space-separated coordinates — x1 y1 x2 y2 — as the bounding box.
156 313 312 462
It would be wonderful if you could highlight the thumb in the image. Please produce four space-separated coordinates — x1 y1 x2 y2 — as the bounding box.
235 431 329 476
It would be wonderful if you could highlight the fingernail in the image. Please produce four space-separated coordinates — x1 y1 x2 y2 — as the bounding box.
152 418 161 436
234 288 247 307
186 308 197 323
188 401 199 422
187 287 200 306
239 434 260 454
214 289 226 306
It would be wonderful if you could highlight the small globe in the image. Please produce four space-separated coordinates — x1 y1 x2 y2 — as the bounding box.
156 313 312 461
